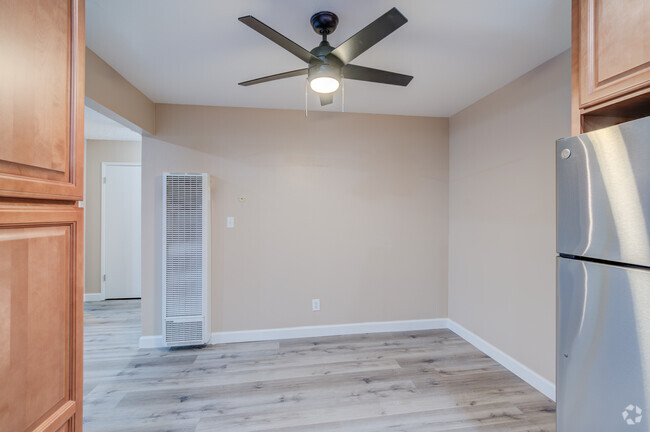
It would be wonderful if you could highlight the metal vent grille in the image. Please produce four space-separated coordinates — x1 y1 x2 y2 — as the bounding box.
162 173 210 347
165 320 204 345
165 175 203 318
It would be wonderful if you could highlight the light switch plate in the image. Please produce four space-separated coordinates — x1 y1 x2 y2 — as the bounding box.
226 216 235 228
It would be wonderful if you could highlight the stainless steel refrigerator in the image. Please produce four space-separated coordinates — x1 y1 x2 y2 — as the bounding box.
557 116 650 431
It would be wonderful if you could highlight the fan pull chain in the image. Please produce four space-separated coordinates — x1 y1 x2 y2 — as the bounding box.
305 79 308 118
341 76 345 113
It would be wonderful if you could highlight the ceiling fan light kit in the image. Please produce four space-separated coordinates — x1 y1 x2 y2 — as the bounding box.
308 64 340 94
238 7 413 106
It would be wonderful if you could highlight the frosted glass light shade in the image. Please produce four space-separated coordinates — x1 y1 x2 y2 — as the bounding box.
310 76 340 94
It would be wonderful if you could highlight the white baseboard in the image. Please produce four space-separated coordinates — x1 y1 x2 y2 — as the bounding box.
84 293 105 302
210 318 449 344
138 318 447 349
447 319 556 402
139 335 164 349
137 317 556 402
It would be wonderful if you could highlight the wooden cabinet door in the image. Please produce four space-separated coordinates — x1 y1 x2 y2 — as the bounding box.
0 206 83 432
579 0 650 108
0 0 85 200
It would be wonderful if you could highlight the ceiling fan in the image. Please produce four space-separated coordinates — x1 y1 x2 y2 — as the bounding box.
238 7 413 106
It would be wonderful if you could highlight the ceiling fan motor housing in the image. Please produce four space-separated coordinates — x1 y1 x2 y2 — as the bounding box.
308 63 341 84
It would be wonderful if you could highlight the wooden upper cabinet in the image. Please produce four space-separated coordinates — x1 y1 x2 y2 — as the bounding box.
578 0 650 108
0 0 85 200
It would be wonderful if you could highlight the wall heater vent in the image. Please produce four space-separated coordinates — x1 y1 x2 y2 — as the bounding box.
162 173 210 346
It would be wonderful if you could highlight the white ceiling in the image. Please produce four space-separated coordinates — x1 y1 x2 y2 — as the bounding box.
84 106 142 141
86 0 570 117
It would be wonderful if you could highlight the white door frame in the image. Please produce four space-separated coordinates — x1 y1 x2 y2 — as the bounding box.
100 162 142 300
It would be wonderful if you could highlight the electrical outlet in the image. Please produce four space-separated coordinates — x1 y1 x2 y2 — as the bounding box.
312 299 320 311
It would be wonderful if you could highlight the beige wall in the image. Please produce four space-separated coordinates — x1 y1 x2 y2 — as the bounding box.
448 50 571 383
84 139 141 294
86 48 155 135
141 105 449 336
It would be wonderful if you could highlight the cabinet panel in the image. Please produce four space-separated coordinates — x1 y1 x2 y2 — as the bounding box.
0 206 83 432
579 0 650 107
0 0 84 200
595 0 650 81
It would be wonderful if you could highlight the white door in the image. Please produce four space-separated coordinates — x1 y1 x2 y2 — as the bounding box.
102 163 142 299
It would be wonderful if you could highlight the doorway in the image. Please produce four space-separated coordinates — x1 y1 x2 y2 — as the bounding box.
101 162 142 299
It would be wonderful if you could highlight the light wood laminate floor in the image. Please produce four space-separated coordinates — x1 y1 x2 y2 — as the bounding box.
84 300 556 432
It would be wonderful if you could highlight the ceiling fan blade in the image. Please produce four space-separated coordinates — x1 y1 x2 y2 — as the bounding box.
319 93 334 106
239 68 308 86
239 15 319 64
342 64 413 86
331 8 407 65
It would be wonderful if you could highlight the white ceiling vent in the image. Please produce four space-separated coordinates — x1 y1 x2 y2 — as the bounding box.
162 173 211 347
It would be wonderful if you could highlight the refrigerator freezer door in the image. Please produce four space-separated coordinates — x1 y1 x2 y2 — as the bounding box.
557 257 650 431
557 116 650 267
